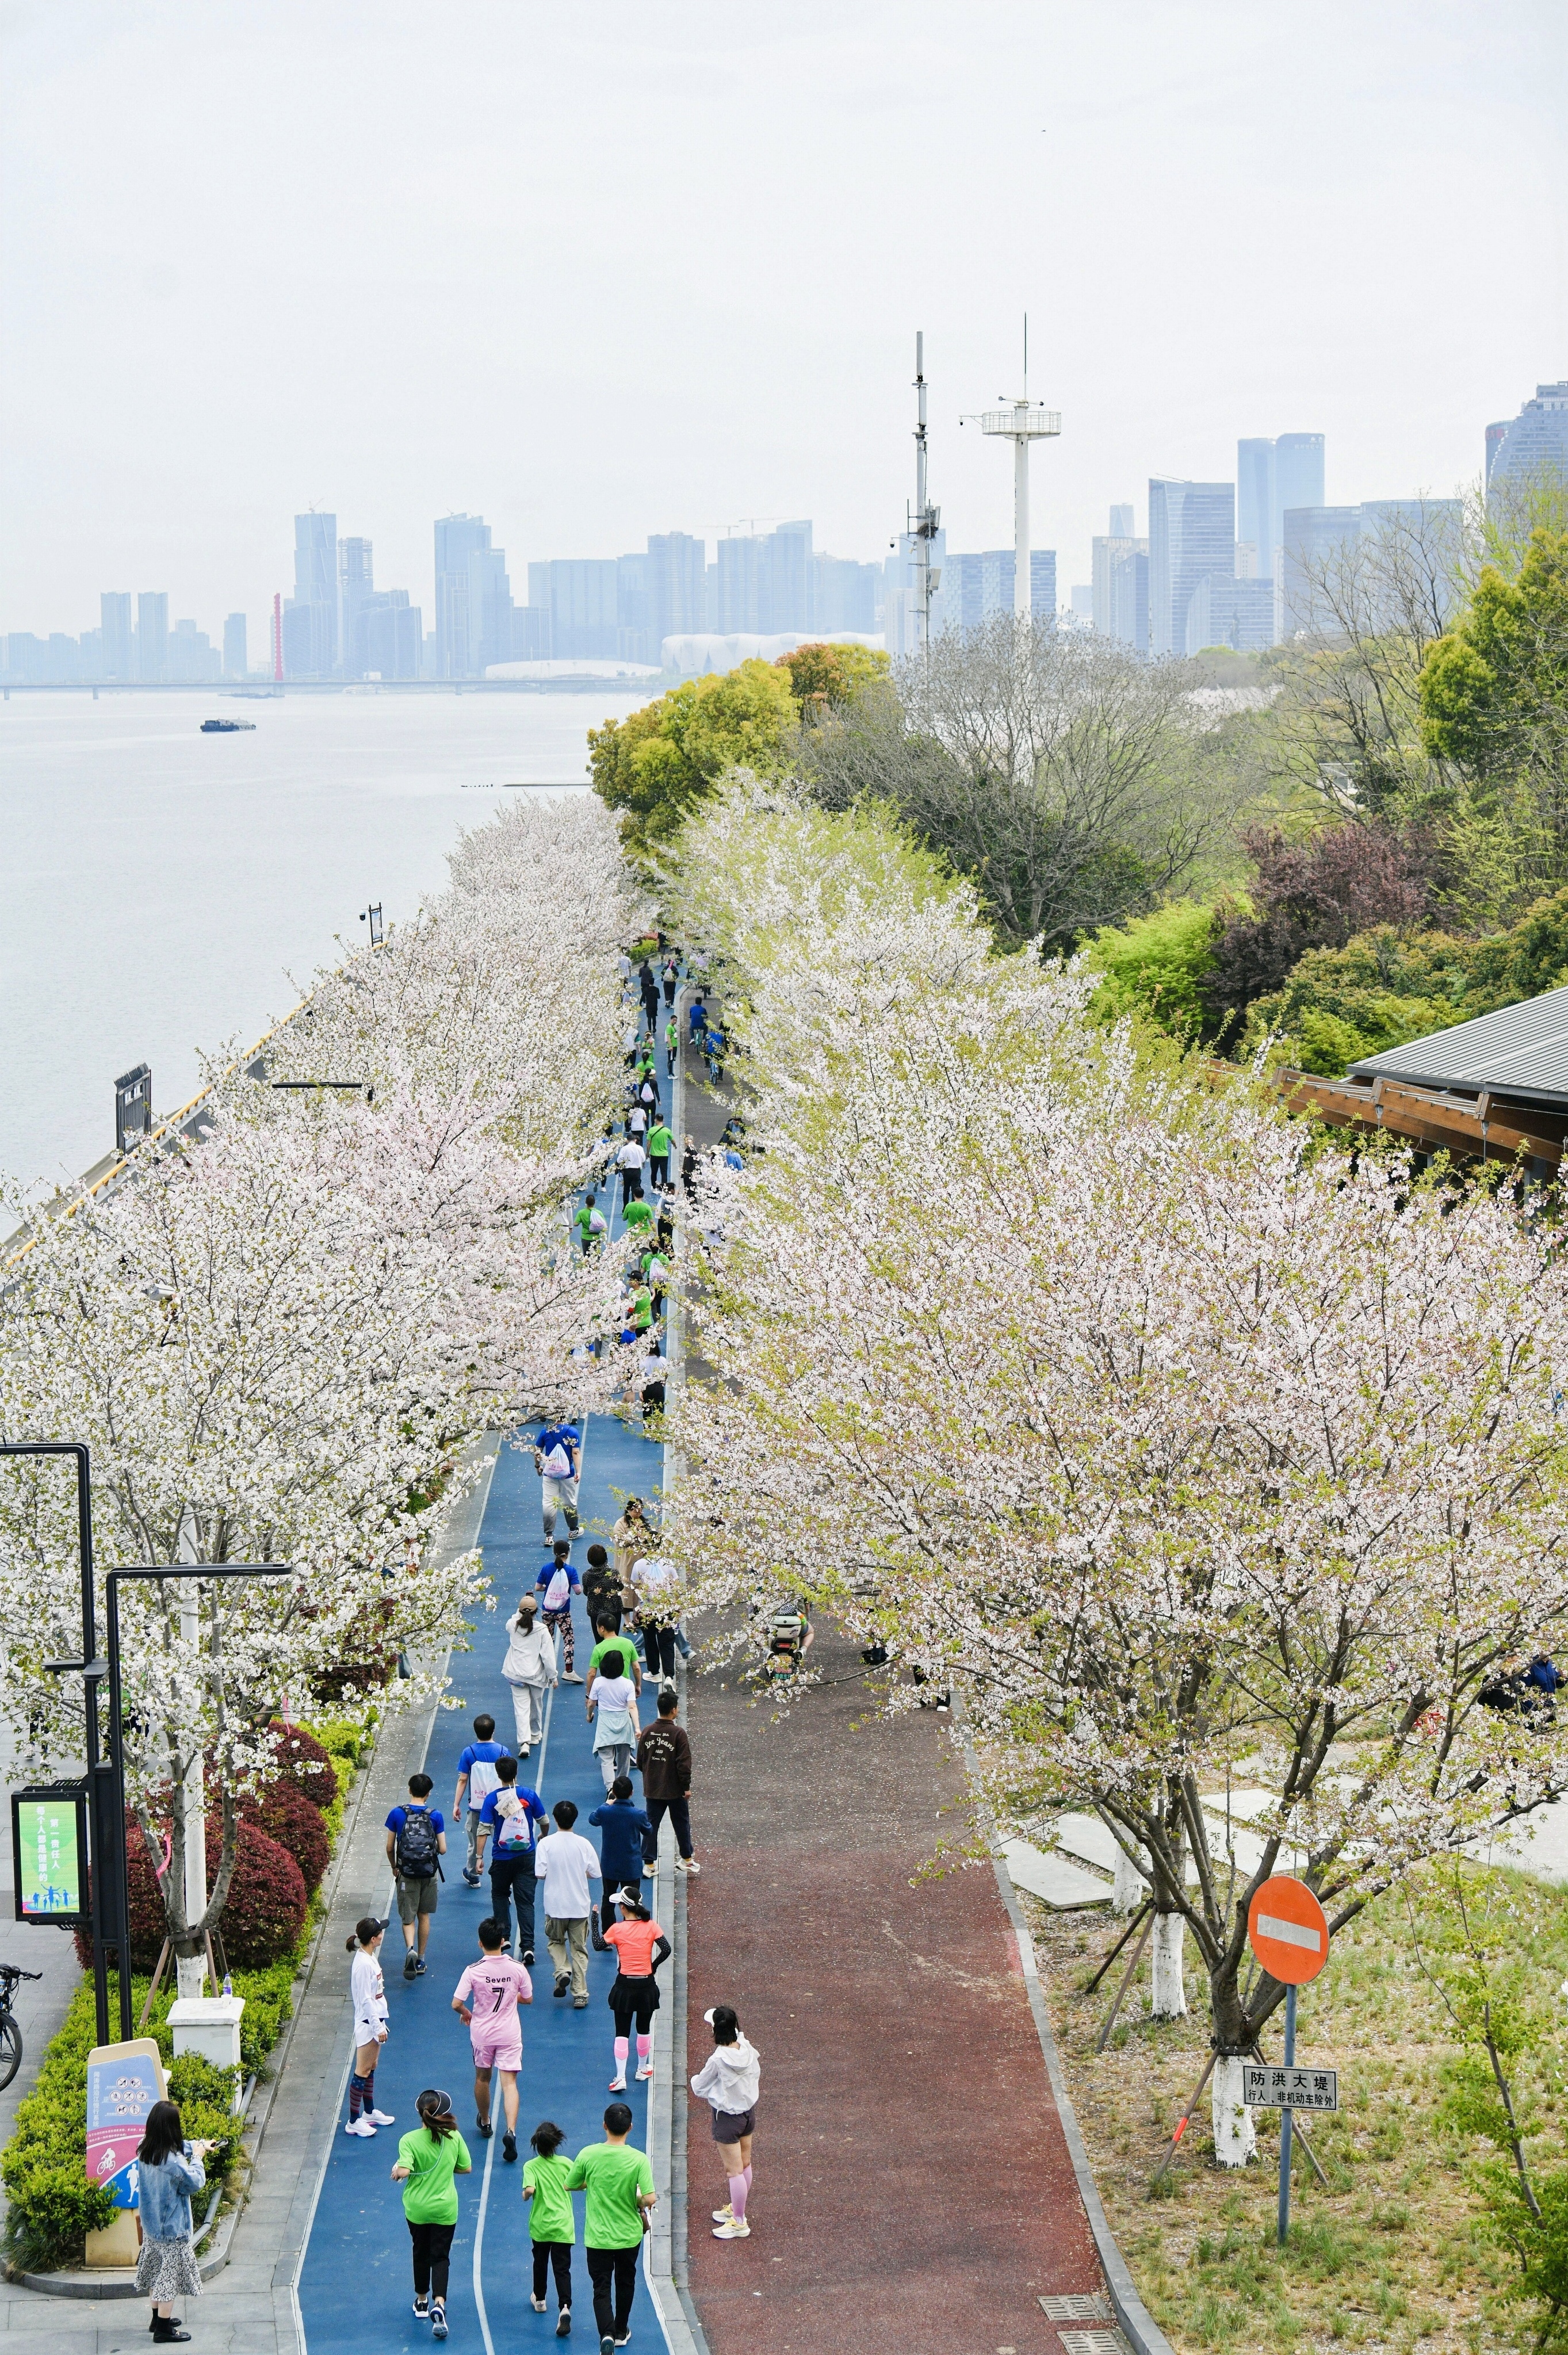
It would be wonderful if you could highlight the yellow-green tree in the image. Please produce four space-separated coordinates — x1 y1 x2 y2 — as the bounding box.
775 640 890 717
588 660 800 854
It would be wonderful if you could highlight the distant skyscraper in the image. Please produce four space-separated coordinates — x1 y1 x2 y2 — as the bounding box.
136 591 169 682
223 613 247 678
1487 382 1568 496
1237 439 1276 581
166 620 220 683
1485 419 1510 485
1273 435 1325 565
1148 480 1234 657
1279 506 1364 636
362 593 423 680
1108 504 1135 540
647 532 707 654
532 559 619 660
1092 506 1146 641
338 537 373 678
288 513 338 675
812 552 880 632
101 592 133 680
434 514 499 678
1185 575 1275 654
1110 546 1149 651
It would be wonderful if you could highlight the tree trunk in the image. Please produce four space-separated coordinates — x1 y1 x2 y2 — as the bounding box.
1211 2055 1257 2167
1150 1910 1188 2017
1112 1844 1146 1918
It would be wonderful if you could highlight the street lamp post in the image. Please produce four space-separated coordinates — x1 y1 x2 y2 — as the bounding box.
105 1565 291 2033
1 1442 114 2046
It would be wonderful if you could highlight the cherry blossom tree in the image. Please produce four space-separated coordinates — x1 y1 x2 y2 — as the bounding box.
663 779 1568 2165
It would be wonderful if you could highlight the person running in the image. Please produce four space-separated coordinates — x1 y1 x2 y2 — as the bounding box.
481 1753 547 1961
503 1593 558 1756
536 1798 601 2008
573 1192 607 1257
135 2100 216 2342
537 1539 583 1681
636 1687 697 1876
523 2120 575 2338
588 1776 653 1925
385 1772 446 1978
344 1916 394 2136
691 2005 761 2241
453 1917 533 2159
582 1546 622 1635
534 1419 583 1540
588 1658 638 1795
565 2103 656 2355
391 2088 472 2339
452 1714 509 1886
596 1889 669 2090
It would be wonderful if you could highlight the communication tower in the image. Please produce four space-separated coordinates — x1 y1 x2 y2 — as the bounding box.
966 318 1060 618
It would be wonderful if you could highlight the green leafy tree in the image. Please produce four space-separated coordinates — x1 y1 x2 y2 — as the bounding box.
588 660 800 854
1083 899 1219 1039
775 640 890 718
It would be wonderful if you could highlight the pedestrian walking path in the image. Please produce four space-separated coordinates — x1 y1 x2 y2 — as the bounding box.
296 1412 668 2355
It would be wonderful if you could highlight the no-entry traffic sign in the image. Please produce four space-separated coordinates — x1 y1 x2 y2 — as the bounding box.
1247 1874 1329 1985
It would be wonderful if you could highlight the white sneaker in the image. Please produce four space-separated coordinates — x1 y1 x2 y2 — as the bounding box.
676 1857 701 1874
531 2297 547 2313
636 2063 653 2081
608 2075 627 2092
367 2109 396 2125
344 2116 376 2136
712 2218 749 2238
712 2205 733 2223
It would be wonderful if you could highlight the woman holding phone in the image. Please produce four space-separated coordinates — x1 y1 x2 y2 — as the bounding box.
135 2098 217 2341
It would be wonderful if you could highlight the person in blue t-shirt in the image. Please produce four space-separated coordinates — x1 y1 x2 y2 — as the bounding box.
688 997 708 1044
537 1539 584 1681
479 1754 549 1960
452 1714 512 1887
588 1777 653 1924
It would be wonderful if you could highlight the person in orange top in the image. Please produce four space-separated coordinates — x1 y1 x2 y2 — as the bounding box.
595 1890 670 2092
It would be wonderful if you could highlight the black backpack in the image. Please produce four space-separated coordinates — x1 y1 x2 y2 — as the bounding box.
396 1807 442 1881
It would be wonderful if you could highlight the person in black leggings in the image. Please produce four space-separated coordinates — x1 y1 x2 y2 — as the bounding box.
391 2089 471 2338
596 1890 670 2091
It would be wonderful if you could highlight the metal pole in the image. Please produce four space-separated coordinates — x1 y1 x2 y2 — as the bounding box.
1014 427 1031 618
1278 1983 1297 2246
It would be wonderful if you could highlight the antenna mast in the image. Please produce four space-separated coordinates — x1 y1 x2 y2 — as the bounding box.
911 332 940 653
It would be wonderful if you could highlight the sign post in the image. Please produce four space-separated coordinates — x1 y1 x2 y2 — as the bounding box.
1246 1874 1330 2249
85 2035 166 2269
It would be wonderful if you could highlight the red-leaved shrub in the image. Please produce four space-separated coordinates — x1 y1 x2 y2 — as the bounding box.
240 1779 328 1896
80 1812 307 1972
263 1719 338 1811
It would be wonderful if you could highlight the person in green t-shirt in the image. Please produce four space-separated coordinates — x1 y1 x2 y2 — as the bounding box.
628 1283 653 1334
646 1120 673 1189
622 1196 655 1234
566 2104 655 2350
587 1624 642 1696
391 2089 472 2335
522 2119 575 2333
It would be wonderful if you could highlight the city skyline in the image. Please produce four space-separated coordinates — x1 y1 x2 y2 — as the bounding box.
3 5 1563 644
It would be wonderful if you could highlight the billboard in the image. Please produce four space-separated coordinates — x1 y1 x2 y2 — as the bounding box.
12 1786 88 1927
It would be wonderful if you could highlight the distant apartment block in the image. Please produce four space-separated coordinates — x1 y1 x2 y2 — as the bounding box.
101 592 134 680
1148 479 1234 657
931 548 1057 637
136 591 169 683
1486 381 1568 495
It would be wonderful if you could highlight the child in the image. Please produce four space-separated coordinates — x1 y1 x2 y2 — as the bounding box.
345 1916 394 2135
587 1658 638 1795
522 2119 575 2337
135 2098 217 2341
452 1917 533 2162
452 1714 510 1886
391 2087 472 2339
599 1888 670 2090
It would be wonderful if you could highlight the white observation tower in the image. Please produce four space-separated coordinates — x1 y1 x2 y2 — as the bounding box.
967 319 1060 617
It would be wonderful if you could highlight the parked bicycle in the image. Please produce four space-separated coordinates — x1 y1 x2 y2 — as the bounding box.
0 1962 43 2090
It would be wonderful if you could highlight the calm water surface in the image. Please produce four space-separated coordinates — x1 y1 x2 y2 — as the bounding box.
0 689 645 1195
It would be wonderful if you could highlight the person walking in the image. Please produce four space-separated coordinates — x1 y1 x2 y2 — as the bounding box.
615 1133 646 1211
582 1546 622 1636
573 1192 607 1257
613 1496 652 1589
587 1658 638 1796
587 1616 641 1700
630 1556 679 1684
691 2005 762 2241
503 1593 557 1757
452 1715 509 1887
453 1917 533 2159
680 1135 698 1196
588 1775 652 1926
384 1772 446 1978
135 2100 216 2341
391 2088 472 2339
481 1753 547 1961
523 2120 576 2338
661 954 678 1008
664 1010 679 1072
537 1539 584 1681
644 1115 673 1193
344 1917 395 2135
536 1798 601 2009
565 2103 656 2355
534 1419 583 1541
636 1687 698 1876
596 1889 669 2090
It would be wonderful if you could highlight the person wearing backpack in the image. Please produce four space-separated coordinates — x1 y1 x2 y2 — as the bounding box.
480 1753 546 1962
385 1774 448 1978
533 1420 582 1542
452 1715 510 1886
573 1192 607 1258
537 1539 584 1680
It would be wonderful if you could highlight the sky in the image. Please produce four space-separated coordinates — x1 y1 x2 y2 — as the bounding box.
3 0 1566 639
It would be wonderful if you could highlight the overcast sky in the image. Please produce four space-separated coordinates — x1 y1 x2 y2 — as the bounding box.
3 0 1565 639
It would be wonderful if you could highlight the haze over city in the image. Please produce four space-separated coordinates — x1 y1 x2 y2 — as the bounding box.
3 0 1566 647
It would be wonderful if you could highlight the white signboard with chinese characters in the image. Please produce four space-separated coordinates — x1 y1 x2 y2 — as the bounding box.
1244 2063 1338 2112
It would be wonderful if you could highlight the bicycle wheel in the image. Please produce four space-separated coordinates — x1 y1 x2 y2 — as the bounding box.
0 2017 20 2092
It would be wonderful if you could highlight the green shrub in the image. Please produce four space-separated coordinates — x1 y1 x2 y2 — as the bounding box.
306 1715 366 1767
1085 899 1220 1041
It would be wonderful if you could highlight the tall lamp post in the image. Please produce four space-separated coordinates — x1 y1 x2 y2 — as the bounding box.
105 1565 291 2033
1 1442 115 2046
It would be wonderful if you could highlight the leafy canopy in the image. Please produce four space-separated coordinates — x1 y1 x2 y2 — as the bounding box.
588 659 800 854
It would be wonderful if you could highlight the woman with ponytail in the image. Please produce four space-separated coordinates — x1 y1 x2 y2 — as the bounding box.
343 1917 395 2138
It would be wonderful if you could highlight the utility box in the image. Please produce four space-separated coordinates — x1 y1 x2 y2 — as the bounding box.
167 1995 246 2107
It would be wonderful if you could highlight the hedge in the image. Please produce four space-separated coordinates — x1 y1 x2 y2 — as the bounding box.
75 1815 308 1975
240 1782 329 1897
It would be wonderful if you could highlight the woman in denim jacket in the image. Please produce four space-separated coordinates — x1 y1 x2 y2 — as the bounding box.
136 2100 215 2341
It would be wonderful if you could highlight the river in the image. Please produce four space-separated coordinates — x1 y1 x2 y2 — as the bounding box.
0 688 647 1197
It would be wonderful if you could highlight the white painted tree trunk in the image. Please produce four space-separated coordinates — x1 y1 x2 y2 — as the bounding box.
1112 1844 1147 1917
1150 1910 1188 2017
175 1573 208 2001
1211 2054 1258 2167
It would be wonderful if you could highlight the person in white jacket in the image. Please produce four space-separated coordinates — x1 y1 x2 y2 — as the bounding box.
690 2005 760 2240
344 1916 395 2138
503 1596 559 1757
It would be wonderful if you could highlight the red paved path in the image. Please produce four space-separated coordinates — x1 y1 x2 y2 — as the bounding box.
683 1622 1105 2355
